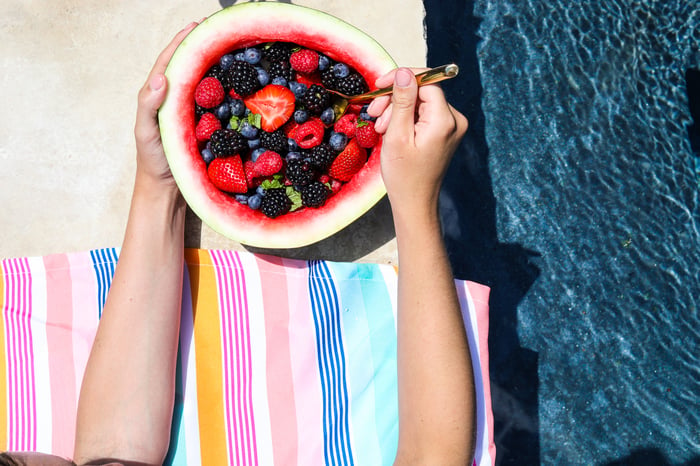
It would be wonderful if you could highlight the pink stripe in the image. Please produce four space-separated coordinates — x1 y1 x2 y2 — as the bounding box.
255 254 298 465
212 250 258 465
466 281 495 466
42 254 77 457
2 258 36 451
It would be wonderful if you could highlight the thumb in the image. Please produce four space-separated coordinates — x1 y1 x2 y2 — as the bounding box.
135 73 167 144
385 67 418 140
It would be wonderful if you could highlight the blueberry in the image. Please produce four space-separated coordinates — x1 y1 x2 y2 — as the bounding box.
220 54 235 70
286 151 302 161
239 120 259 139
320 107 335 125
289 81 307 99
230 99 245 117
201 147 215 164
234 52 246 61
328 131 348 151
248 138 261 150
251 148 266 162
288 137 299 152
318 54 330 71
332 62 350 78
294 109 309 124
271 76 288 87
248 193 262 210
235 194 249 205
256 67 270 86
360 104 376 122
256 186 266 197
214 102 231 120
244 47 262 65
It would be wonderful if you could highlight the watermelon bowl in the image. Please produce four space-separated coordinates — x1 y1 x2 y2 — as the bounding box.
159 2 397 249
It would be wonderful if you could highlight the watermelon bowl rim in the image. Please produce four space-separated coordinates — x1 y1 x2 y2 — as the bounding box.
158 2 397 249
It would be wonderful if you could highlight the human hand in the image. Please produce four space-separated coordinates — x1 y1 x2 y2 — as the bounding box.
367 67 468 218
134 21 199 189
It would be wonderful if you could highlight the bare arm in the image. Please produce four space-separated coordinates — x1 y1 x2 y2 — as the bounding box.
369 68 475 465
73 23 198 466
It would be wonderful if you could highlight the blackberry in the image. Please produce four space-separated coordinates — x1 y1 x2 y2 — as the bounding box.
302 84 331 115
210 129 247 157
300 181 330 208
260 188 292 218
260 130 288 154
285 159 316 186
226 61 261 97
268 60 295 83
263 42 294 62
195 104 208 118
320 68 338 90
336 72 368 96
308 143 336 170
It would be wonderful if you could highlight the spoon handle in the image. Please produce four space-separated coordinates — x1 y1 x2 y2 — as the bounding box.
348 63 459 103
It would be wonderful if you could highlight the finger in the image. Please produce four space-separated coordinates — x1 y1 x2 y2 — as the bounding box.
374 104 392 134
384 67 418 141
373 66 429 88
366 94 390 117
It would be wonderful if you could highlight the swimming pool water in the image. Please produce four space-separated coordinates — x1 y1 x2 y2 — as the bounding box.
424 0 700 463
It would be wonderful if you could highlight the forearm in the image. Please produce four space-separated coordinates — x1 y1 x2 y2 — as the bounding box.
74 172 186 465
392 202 476 465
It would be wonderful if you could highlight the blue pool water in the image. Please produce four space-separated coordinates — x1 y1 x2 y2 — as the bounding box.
424 0 699 463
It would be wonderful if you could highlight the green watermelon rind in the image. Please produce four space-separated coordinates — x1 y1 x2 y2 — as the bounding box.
159 3 396 249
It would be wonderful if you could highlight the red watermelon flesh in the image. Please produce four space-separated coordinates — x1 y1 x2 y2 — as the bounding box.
159 3 395 248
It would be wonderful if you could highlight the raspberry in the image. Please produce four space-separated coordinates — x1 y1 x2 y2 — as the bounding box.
260 188 292 218
195 113 221 142
308 143 336 171
290 49 319 73
226 60 261 97
210 128 247 157
293 117 325 149
333 113 358 138
285 158 316 186
355 120 380 148
300 181 331 208
254 150 284 177
301 84 330 115
243 160 258 189
260 130 288 153
195 77 225 109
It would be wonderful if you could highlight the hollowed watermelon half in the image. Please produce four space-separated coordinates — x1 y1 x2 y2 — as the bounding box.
159 3 396 249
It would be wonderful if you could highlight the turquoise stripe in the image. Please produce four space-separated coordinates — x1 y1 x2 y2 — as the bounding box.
326 262 383 466
164 342 187 465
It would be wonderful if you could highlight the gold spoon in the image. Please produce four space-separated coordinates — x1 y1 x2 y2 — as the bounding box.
330 63 459 117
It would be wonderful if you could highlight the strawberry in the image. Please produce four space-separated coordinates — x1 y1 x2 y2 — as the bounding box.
195 77 225 109
243 160 258 189
355 120 380 148
254 150 284 177
290 49 319 73
244 84 295 132
207 156 248 194
328 139 367 182
195 113 221 142
294 117 325 149
295 71 322 87
333 113 358 138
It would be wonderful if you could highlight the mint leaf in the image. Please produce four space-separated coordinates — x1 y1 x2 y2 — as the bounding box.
287 186 303 212
260 174 285 190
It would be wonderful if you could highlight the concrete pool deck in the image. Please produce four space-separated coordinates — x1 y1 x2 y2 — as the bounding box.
0 0 427 262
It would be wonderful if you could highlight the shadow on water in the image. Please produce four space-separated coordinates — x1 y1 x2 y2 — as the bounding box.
423 0 541 463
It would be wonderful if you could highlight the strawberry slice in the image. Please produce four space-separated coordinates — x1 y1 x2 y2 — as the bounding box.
244 84 295 132
328 139 367 182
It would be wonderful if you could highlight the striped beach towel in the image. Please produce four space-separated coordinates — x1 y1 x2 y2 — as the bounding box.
0 248 495 465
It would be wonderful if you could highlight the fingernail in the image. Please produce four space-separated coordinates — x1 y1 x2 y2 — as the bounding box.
149 74 165 91
366 99 378 114
395 68 413 88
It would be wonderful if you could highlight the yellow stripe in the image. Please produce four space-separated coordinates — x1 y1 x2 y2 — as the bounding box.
186 249 228 465
0 267 7 448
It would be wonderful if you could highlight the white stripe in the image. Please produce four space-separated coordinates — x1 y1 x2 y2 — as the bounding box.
378 265 399 331
26 257 51 453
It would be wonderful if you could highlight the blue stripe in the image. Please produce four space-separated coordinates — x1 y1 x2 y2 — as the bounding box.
89 248 118 318
308 260 355 466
